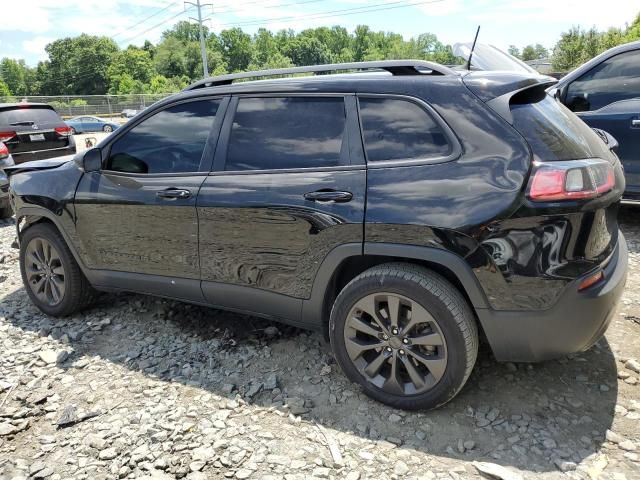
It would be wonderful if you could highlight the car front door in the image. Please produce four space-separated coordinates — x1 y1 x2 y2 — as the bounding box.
563 49 640 197
73 97 227 301
197 95 366 322
80 117 96 132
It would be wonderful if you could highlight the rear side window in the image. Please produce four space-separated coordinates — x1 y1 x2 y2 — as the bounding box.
225 97 347 171
566 50 640 112
358 97 451 162
511 94 611 161
106 100 219 174
0 107 62 126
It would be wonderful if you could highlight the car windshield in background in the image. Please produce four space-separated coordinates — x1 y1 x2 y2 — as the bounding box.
452 43 539 73
0 107 61 125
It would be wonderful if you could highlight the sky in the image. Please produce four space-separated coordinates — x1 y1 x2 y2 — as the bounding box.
0 0 638 66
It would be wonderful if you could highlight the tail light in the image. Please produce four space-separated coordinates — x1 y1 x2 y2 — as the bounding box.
55 126 72 137
527 159 615 202
0 131 16 143
0 142 8 160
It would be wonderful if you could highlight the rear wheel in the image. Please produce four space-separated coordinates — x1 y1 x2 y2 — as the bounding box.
103 125 113 133
20 223 96 316
329 263 478 410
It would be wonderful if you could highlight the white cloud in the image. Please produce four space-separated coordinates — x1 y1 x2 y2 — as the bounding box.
22 36 55 61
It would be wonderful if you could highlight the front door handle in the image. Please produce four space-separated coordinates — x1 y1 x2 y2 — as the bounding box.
632 119 640 128
157 188 192 199
304 190 353 203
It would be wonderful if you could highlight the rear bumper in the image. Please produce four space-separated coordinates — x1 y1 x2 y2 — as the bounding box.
12 144 76 164
477 231 628 362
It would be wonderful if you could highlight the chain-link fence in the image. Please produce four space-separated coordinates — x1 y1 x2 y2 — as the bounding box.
0 94 174 118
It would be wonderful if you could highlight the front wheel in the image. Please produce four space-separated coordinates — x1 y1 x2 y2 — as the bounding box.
329 263 478 410
20 223 97 317
103 125 113 132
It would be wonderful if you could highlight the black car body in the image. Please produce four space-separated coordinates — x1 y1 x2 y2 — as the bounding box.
7 61 627 409
549 40 640 201
0 103 76 164
0 141 14 217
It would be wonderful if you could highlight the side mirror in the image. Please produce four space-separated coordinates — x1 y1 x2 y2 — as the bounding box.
82 147 102 172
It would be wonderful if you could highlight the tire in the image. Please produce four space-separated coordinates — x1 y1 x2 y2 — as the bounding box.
329 263 478 410
103 125 113 133
19 223 97 317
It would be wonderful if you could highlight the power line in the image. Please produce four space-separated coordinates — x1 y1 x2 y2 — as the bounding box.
117 7 194 47
213 0 325 15
111 0 178 39
216 0 446 28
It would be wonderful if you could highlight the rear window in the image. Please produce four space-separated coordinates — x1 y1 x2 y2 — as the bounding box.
510 94 611 161
0 106 62 126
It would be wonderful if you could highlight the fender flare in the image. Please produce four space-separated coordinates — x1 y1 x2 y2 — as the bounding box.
301 242 490 328
15 206 90 276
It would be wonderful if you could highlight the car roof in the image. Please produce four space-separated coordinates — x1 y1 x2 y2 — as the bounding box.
556 40 640 87
0 102 54 109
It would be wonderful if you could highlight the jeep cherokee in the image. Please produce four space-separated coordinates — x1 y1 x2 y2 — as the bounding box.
7 61 628 410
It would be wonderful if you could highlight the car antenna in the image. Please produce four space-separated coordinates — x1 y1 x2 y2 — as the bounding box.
466 25 481 71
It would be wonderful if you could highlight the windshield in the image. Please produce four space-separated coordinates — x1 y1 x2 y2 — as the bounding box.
0 106 62 126
452 43 538 74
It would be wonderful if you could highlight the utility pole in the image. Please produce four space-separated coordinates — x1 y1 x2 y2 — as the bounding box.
185 0 212 78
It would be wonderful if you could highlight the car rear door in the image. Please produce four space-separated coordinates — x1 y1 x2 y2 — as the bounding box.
0 105 72 163
197 94 366 322
563 49 640 197
73 96 228 301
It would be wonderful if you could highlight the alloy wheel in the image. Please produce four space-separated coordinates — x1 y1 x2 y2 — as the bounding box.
24 237 66 306
343 292 447 395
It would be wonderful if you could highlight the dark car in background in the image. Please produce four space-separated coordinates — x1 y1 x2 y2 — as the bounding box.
0 103 76 164
65 116 119 134
6 61 627 410
0 141 14 218
549 41 640 201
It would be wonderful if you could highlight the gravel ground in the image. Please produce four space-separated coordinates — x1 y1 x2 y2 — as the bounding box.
1 208 639 480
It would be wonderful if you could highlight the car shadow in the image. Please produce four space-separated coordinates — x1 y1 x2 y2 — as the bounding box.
0 282 618 474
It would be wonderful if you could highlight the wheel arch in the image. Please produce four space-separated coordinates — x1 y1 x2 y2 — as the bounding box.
302 242 490 337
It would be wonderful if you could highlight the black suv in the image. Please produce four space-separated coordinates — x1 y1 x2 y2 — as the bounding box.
0 103 76 164
7 61 628 410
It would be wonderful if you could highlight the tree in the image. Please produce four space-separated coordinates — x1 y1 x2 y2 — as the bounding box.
40 34 118 95
154 37 187 78
163 20 207 43
108 47 154 86
552 26 587 70
284 36 332 66
508 45 521 58
0 58 35 96
0 79 11 97
220 28 254 72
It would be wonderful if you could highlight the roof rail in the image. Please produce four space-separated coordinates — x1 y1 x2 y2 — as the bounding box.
184 60 454 91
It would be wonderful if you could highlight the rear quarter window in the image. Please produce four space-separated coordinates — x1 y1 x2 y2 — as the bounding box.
358 97 451 162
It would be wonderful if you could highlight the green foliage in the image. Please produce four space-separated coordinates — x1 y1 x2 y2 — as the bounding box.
0 79 11 96
69 99 87 106
9 11 639 95
552 13 640 71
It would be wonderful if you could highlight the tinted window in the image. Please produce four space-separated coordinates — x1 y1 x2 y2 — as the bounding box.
106 100 219 174
225 97 346 171
511 94 610 161
0 107 62 125
359 97 451 162
566 50 640 112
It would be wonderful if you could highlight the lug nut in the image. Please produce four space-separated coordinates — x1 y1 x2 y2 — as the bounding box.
402 338 409 344
392 328 399 335
386 347 393 353
382 334 389 340
399 349 405 355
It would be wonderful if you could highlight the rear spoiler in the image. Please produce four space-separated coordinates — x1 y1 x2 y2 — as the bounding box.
462 72 557 124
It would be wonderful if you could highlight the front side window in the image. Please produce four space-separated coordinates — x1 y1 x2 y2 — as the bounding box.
225 97 347 171
106 100 220 174
359 97 451 162
566 50 640 112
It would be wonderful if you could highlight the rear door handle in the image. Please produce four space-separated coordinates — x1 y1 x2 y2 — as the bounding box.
304 190 353 203
632 119 640 128
157 188 192 199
